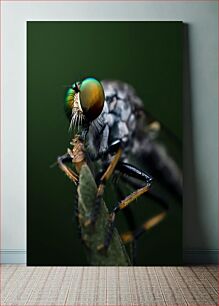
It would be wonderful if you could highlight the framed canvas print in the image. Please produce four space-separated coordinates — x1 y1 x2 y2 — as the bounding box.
27 21 183 266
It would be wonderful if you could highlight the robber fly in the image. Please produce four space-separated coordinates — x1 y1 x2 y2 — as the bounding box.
57 77 182 256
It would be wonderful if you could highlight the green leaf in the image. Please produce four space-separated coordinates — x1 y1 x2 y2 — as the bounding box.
77 164 131 266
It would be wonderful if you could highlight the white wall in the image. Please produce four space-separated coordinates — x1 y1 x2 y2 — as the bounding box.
1 1 218 263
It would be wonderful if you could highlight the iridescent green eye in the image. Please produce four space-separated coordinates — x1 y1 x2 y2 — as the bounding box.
65 87 75 119
79 77 105 121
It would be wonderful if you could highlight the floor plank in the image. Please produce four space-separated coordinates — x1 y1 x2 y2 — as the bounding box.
1 265 218 305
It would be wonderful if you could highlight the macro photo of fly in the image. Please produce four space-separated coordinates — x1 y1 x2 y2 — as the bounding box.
57 77 182 266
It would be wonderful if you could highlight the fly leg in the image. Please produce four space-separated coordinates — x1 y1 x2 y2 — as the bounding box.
57 152 79 185
84 141 123 227
117 175 169 262
121 212 166 244
115 185 137 264
57 153 89 246
119 171 169 245
97 162 152 252
121 175 169 211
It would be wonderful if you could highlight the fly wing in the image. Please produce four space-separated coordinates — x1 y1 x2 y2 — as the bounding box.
132 133 183 199
131 106 182 200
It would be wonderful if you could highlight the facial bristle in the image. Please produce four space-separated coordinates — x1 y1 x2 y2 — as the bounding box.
69 111 84 134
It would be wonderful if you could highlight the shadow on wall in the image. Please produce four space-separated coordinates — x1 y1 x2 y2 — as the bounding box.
183 23 207 260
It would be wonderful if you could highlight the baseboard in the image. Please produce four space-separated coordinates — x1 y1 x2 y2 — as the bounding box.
183 250 218 264
0 250 26 264
1 249 218 264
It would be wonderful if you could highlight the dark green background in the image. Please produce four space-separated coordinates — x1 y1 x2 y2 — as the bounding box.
27 21 182 266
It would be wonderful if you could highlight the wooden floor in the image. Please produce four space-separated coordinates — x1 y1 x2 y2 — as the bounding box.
1 265 218 305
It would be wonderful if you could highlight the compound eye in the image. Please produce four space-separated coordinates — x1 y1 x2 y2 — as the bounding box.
64 87 75 120
79 77 105 121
